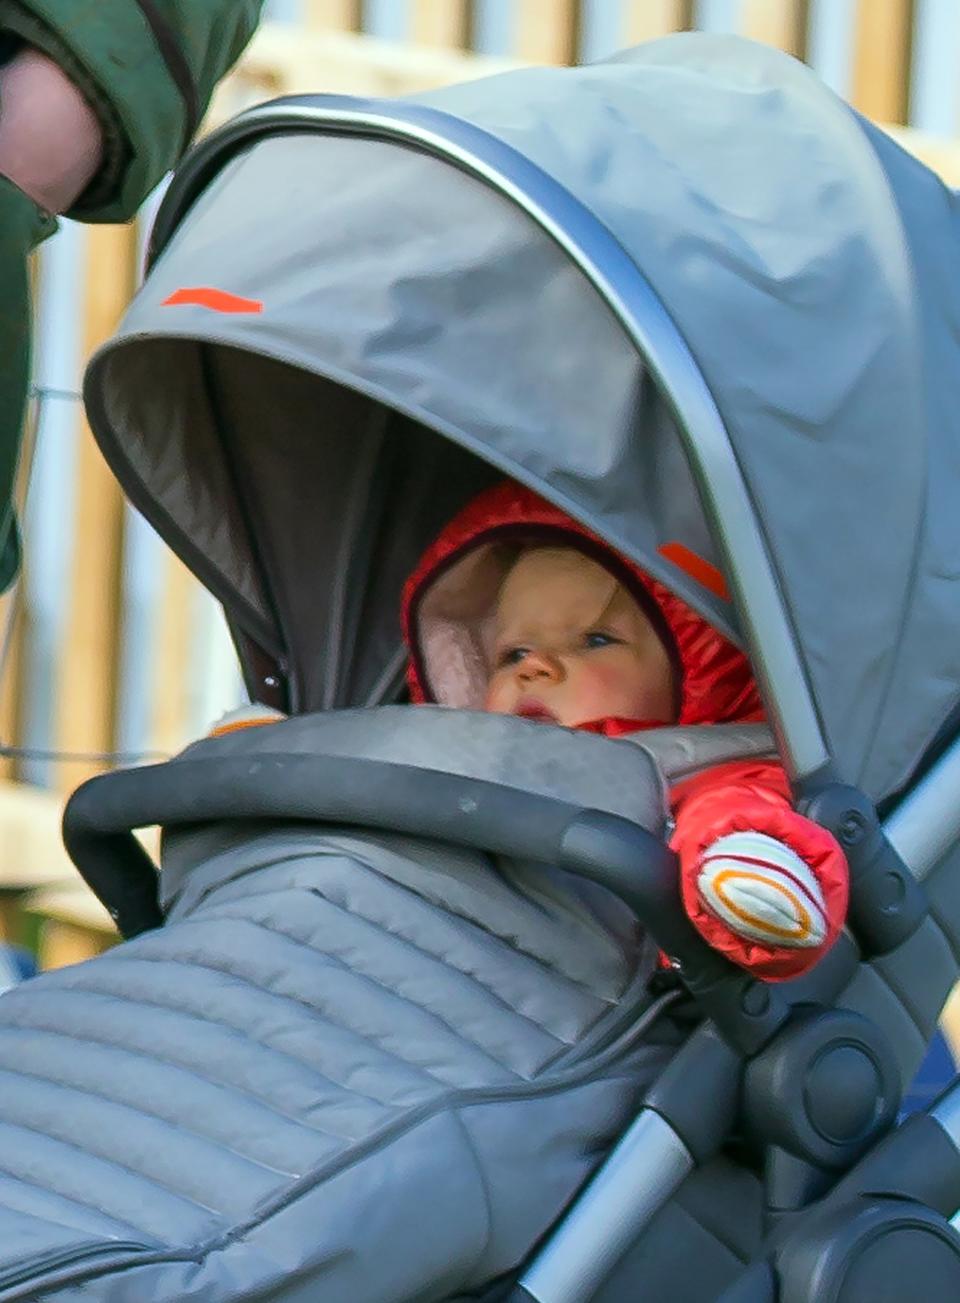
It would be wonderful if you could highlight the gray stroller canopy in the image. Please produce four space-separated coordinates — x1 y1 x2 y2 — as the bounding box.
84 32 960 803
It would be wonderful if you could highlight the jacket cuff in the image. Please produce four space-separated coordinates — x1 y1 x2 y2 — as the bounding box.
0 0 183 221
0 1 130 213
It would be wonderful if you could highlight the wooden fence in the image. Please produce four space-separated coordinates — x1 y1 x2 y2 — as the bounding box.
219 1 960 134
2 2 960 971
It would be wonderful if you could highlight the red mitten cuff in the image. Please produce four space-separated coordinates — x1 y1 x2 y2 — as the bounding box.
671 793 849 981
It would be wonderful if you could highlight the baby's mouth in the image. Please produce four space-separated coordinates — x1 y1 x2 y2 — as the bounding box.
513 697 559 724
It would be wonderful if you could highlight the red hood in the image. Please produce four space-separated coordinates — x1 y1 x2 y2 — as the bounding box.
402 481 763 728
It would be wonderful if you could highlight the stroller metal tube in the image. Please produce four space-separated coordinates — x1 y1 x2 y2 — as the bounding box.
931 1079 960 1150
883 732 960 882
515 1108 693 1303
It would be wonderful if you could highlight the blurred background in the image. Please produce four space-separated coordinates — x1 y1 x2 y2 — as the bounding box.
2 0 958 1018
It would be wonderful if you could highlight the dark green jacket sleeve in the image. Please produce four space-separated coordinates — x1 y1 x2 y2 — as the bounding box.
0 0 264 221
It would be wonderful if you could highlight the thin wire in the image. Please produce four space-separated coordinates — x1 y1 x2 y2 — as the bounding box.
27 385 82 403
593 987 687 1063
0 744 169 765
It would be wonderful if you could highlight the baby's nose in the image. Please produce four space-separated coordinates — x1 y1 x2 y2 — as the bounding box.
518 649 564 683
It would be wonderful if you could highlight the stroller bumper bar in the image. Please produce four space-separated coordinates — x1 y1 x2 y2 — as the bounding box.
63 752 791 1057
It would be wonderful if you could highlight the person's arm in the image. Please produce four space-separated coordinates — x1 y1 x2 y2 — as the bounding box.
0 46 102 212
670 760 849 981
0 0 264 221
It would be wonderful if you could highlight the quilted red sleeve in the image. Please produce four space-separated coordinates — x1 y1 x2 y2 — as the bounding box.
670 760 849 981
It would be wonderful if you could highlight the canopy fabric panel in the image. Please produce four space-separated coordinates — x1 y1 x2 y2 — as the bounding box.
85 32 960 799
87 134 720 713
410 35 959 800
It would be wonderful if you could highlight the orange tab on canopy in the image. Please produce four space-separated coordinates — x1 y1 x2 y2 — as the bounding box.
161 286 264 313
657 541 730 600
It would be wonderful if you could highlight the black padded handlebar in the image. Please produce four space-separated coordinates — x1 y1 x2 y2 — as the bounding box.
63 752 791 1056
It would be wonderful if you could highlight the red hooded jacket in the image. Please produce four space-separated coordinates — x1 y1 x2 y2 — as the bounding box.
402 481 848 981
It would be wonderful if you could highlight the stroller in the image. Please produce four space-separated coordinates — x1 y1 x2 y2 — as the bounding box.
1 28 959 1300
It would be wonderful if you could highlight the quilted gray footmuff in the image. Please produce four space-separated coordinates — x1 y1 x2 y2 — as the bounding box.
0 710 686 1302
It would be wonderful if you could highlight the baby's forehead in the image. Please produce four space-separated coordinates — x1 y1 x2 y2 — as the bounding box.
507 546 610 586
495 546 620 630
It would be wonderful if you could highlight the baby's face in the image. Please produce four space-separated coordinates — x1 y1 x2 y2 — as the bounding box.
484 547 676 727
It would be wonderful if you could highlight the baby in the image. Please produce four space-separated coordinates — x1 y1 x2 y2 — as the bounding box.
403 481 848 981
484 547 676 728
219 479 847 981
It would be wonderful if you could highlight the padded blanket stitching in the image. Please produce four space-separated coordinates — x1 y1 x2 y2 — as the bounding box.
148 1066 645 1266
0 1039 313 1176
205 890 584 1049
272 837 627 1002
0 1114 219 1216
0 1054 651 1288
205 910 566 1063
16 978 405 1115
100 944 506 1085
0 1162 157 1243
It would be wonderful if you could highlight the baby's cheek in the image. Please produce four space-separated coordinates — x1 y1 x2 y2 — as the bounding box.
583 655 655 713
484 672 512 712
578 662 631 705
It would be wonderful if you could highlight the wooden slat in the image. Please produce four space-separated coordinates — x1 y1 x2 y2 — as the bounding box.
207 25 518 111
306 0 362 29
740 0 808 57
516 0 578 64
883 123 960 184
54 225 135 795
148 553 197 755
25 885 116 970
622 0 692 43
0 373 46 783
852 0 914 124
219 16 956 143
53 426 126 794
0 598 24 782
0 895 24 946
0 780 77 888
27 885 115 931
36 920 112 968
412 0 471 48
0 777 84 948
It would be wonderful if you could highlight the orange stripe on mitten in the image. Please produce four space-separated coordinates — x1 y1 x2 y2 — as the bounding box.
698 832 829 949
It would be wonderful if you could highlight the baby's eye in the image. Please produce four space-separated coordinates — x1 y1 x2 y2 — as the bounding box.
498 646 529 667
584 630 620 650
